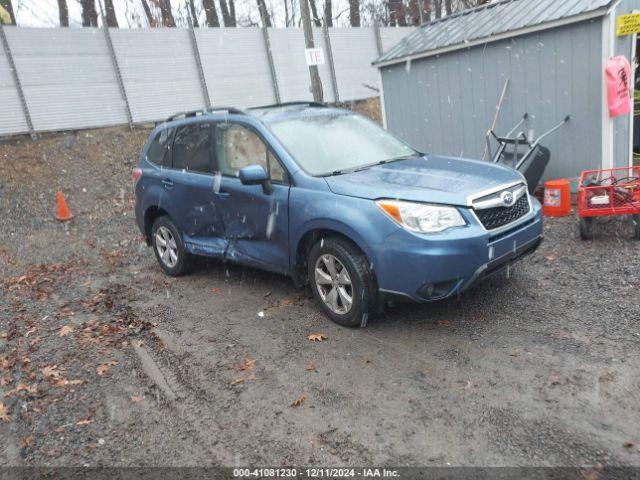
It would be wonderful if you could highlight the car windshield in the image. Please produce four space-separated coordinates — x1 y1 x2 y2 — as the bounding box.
267 112 418 176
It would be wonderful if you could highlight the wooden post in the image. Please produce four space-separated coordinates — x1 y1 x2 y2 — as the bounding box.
299 0 323 102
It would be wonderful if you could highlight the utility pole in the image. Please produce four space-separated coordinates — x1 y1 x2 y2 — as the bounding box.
299 0 323 102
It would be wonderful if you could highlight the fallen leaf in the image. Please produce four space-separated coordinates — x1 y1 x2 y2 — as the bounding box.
305 363 317 372
437 319 453 327
547 374 562 386
130 395 144 403
134 340 144 348
20 436 35 448
42 365 63 379
545 254 556 262
4 383 37 397
624 441 636 449
54 379 84 388
239 358 256 371
291 393 307 407
211 287 221 293
308 333 327 342
76 419 93 426
58 325 74 337
0 403 9 422
96 360 118 376
230 373 256 385
0 377 11 386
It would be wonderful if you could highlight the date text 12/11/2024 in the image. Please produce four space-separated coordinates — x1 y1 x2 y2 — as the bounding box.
233 468 400 478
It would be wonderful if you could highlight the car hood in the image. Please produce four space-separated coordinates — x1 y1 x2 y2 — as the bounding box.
323 155 523 206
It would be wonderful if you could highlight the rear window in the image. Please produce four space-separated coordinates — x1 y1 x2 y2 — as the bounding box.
146 128 174 167
173 123 212 173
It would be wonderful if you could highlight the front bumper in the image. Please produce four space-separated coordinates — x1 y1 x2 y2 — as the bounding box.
374 197 543 302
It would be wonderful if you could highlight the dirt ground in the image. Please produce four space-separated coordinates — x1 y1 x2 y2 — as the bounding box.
1 104 640 469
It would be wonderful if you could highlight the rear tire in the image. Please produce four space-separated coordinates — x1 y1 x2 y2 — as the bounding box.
308 237 375 328
579 217 592 241
151 216 191 276
633 214 640 240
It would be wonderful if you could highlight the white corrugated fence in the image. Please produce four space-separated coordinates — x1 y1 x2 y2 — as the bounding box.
0 26 413 136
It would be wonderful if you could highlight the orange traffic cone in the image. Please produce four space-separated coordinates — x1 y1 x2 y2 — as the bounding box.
55 190 73 221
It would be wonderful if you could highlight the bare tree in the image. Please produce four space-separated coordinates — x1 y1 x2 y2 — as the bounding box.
57 0 69 26
387 0 402 26
323 0 332 26
80 0 98 26
349 0 359 26
229 0 236 24
140 0 156 26
444 0 452 15
105 0 118 26
256 0 271 26
433 0 442 19
0 0 15 24
219 0 236 26
187 0 199 26
308 0 321 26
202 0 220 26
153 0 175 26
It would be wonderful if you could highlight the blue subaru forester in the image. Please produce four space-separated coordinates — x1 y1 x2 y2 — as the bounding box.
134 102 543 327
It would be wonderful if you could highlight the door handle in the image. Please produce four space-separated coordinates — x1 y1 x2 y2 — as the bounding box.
162 178 174 189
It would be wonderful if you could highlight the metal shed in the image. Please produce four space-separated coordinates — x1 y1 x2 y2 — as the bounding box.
375 0 640 182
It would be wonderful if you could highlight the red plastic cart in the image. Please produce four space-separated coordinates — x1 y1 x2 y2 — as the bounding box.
577 166 640 240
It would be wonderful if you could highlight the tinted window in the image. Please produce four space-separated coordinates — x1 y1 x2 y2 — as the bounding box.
173 123 212 173
146 128 174 167
215 123 287 183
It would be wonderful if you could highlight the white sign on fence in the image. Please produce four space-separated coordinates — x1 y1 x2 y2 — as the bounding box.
304 48 325 66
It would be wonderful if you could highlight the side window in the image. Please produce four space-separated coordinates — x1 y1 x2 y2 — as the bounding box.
215 123 287 183
146 128 174 167
172 123 212 173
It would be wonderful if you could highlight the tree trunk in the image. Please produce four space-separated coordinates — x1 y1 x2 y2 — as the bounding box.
229 0 236 26
0 0 15 25
188 0 199 27
256 0 271 27
388 0 402 26
308 0 321 26
104 0 118 27
202 0 220 27
140 0 155 26
299 0 323 102
219 0 234 26
157 0 176 27
348 0 359 26
434 0 442 19
57 0 69 26
424 0 431 21
80 0 98 26
323 0 332 26
444 0 452 15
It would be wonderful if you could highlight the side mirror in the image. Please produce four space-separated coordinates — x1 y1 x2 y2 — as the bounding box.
238 164 273 194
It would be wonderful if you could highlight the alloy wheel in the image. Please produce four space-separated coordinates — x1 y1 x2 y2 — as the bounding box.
155 225 179 268
314 254 353 315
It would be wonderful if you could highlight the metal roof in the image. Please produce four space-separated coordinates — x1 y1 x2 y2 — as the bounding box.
374 0 616 66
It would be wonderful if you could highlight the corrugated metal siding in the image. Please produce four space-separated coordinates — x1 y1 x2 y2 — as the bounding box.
379 27 415 55
329 28 378 100
268 28 335 103
5 27 127 132
612 0 640 168
0 28 28 135
377 0 613 64
381 18 604 181
196 28 274 107
111 28 205 123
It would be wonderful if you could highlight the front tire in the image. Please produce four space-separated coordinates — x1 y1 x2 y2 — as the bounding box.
308 237 375 328
151 216 191 276
579 217 593 241
633 214 640 240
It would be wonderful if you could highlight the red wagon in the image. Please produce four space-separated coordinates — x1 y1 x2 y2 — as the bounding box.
577 166 640 240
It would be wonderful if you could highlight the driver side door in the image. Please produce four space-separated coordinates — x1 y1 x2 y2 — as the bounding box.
213 122 291 274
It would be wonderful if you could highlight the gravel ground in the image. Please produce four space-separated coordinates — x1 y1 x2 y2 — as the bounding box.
1 112 639 468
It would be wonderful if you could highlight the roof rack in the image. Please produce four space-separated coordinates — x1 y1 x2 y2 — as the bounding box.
247 101 327 110
163 107 246 123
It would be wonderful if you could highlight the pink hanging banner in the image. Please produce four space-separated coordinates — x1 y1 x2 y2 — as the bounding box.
606 55 632 118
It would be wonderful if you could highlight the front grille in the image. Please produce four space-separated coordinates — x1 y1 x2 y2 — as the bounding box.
474 194 530 230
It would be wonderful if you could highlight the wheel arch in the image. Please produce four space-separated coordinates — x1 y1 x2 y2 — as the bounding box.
291 222 377 288
143 206 170 245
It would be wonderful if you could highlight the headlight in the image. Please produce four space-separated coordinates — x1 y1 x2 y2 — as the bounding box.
376 200 466 233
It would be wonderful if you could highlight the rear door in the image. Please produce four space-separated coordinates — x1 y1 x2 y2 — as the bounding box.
167 121 226 256
213 121 290 273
